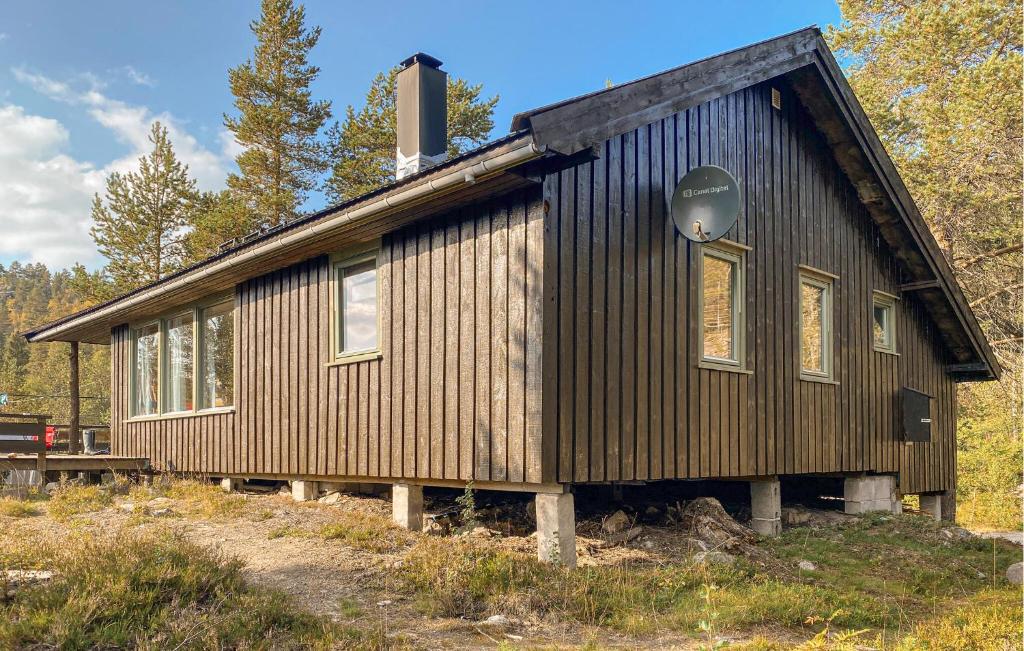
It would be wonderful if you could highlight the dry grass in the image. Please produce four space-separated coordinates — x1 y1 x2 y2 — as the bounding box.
0 525 393 650
268 510 413 553
0 498 41 518
46 484 113 521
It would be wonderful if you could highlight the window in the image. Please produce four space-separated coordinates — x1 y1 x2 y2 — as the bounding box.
698 244 746 369
132 323 160 416
164 313 194 412
332 247 380 359
799 270 834 380
200 301 234 409
129 296 234 418
872 292 897 353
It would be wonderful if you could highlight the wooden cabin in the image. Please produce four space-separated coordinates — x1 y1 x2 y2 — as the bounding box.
25 28 999 566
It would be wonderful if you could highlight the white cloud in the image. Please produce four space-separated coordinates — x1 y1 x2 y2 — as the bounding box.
119 65 155 88
3 68 232 268
0 105 106 267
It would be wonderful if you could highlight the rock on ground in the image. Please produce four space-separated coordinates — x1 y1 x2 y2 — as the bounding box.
1007 562 1023 585
603 510 632 534
678 497 756 552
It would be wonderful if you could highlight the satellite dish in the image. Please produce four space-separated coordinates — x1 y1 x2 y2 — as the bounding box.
671 165 741 242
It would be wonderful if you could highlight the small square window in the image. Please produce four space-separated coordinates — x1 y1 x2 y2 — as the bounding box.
873 292 897 353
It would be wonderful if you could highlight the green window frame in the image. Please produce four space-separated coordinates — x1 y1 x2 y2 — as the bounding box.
697 243 747 371
128 295 235 418
798 268 835 382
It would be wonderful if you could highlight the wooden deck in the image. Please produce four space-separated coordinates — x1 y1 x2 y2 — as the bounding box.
0 454 150 473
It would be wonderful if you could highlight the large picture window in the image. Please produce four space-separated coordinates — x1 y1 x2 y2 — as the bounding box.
129 296 235 418
332 247 380 360
200 301 235 409
799 269 834 381
164 313 194 413
132 323 160 417
699 245 745 369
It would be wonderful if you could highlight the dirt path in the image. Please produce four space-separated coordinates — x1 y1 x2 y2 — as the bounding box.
14 490 718 650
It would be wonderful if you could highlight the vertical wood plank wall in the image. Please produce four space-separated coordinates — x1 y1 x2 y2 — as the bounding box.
111 188 547 485
542 79 956 495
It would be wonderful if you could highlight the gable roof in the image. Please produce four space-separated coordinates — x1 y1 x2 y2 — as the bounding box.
25 27 998 380
511 26 998 381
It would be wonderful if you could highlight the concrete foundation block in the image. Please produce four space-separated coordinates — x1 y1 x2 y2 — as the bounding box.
844 476 897 514
291 480 318 502
220 477 243 493
392 483 423 531
919 494 942 521
750 479 782 521
536 492 577 568
750 517 782 536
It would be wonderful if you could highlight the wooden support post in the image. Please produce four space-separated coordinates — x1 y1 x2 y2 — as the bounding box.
69 341 81 454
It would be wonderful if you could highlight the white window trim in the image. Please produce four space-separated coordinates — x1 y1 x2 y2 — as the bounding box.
330 241 382 365
872 291 899 354
697 239 749 373
798 268 835 383
128 293 236 420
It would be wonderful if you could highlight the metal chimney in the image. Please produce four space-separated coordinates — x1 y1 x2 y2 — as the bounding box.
396 53 447 180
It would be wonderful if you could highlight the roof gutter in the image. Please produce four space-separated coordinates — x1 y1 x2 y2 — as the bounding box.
27 139 545 343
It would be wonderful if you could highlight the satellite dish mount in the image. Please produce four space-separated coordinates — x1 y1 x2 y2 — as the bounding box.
671 165 741 243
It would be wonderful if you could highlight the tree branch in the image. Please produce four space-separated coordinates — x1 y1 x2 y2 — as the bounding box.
959 244 1023 269
968 282 1024 308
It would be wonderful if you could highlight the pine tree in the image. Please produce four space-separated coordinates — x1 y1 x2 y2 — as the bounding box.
828 1 1022 380
323 68 498 202
184 190 252 262
90 122 198 293
224 0 331 228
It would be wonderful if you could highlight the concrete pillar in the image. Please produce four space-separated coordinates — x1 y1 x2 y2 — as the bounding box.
291 480 318 502
220 477 243 493
536 492 576 568
392 483 423 531
750 479 782 536
844 475 897 514
919 494 942 521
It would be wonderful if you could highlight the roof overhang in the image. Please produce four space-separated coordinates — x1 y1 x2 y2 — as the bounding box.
24 134 546 344
512 27 999 381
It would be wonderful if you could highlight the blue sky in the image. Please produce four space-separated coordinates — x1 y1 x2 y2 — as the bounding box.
0 0 842 270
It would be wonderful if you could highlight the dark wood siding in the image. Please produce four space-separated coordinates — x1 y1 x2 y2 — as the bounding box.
542 80 956 494
111 188 548 485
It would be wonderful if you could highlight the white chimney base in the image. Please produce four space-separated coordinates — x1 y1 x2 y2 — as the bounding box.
396 148 448 180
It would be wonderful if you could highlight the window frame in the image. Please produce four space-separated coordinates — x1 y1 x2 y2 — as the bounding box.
128 292 236 420
798 266 836 383
130 320 161 418
330 241 382 365
872 291 898 355
696 240 749 373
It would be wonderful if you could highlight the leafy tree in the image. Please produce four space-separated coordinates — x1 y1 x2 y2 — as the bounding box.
323 68 498 202
829 0 1022 527
224 0 331 228
90 122 198 293
828 0 1023 382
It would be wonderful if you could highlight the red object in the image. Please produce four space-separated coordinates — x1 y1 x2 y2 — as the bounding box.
44 426 55 450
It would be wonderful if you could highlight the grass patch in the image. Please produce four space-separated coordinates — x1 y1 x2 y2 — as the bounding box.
318 511 413 553
47 484 112 521
0 526 391 649
399 514 1024 640
0 498 41 518
131 478 253 520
